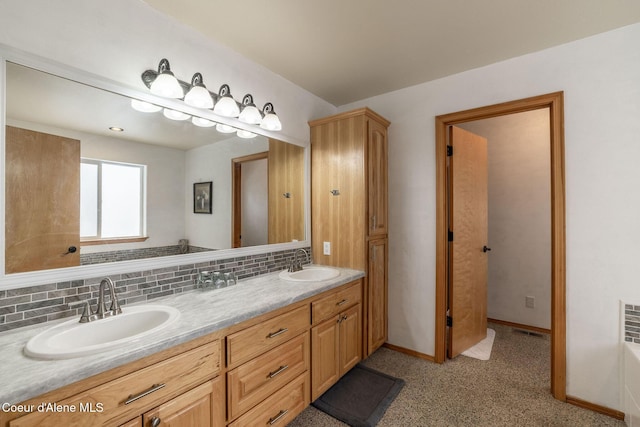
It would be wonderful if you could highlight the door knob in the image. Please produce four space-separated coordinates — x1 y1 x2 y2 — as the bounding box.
483 246 491 253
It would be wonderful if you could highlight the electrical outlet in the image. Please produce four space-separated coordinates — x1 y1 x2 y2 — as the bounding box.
525 296 535 308
323 241 331 255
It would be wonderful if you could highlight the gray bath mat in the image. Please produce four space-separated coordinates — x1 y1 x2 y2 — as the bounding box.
312 364 405 427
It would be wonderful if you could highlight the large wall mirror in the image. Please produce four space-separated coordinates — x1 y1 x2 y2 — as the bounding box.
2 58 308 283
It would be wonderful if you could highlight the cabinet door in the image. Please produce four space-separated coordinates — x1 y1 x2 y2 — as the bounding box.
142 378 224 427
339 304 362 375
311 115 366 270
368 239 388 355
311 317 340 401
367 119 388 237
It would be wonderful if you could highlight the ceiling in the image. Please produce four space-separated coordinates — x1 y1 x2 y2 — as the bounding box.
144 0 640 106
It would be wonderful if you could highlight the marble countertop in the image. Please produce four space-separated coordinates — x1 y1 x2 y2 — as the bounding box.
0 266 364 405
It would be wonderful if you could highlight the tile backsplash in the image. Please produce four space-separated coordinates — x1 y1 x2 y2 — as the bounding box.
0 247 310 333
625 304 640 343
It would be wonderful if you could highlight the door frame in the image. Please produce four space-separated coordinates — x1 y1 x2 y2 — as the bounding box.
231 151 269 248
434 92 566 400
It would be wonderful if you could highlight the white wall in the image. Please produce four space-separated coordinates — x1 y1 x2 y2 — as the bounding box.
241 158 268 247
184 136 268 249
339 24 640 410
460 110 551 330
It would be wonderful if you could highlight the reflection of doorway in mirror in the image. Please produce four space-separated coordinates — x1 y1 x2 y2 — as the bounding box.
235 154 268 247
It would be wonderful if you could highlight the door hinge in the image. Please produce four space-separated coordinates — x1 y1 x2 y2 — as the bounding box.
448 230 454 242
447 145 453 156
446 316 453 327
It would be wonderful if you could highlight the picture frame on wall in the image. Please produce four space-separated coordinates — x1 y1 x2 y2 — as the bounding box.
193 181 212 214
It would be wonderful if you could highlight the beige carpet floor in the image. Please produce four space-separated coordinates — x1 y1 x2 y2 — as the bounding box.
288 322 626 427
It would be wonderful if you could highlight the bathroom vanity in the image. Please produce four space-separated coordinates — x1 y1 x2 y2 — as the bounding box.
0 268 364 427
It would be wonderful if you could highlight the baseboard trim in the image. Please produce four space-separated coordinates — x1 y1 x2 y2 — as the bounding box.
382 343 436 362
566 395 624 420
487 318 551 335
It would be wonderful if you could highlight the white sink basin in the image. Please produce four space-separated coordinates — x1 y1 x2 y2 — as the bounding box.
279 266 340 282
24 305 180 360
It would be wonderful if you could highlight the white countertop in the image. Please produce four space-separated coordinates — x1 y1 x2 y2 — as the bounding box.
0 266 364 405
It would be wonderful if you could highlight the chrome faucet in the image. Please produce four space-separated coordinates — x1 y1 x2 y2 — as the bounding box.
70 277 122 323
289 248 309 272
97 277 122 318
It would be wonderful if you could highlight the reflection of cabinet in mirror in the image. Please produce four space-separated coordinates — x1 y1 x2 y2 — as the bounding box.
231 139 305 248
268 139 305 244
5 126 81 273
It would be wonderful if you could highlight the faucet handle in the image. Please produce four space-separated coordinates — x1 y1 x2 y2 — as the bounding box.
68 300 96 323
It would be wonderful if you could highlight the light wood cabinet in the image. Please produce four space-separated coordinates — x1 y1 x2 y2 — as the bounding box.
311 304 362 401
3 281 367 427
309 280 363 401
9 340 222 427
142 378 224 427
310 108 390 356
226 306 311 424
368 238 388 354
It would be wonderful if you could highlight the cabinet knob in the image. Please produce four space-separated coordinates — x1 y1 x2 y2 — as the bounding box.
150 417 161 427
330 189 340 196
63 246 77 255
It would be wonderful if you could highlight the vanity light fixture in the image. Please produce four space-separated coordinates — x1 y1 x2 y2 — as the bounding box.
141 59 282 131
146 59 184 99
213 84 240 118
216 123 236 133
237 129 257 139
184 73 214 109
260 103 282 131
238 94 262 125
163 108 191 121
131 99 162 113
192 116 216 127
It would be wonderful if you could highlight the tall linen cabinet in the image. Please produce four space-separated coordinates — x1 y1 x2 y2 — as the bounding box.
309 107 389 356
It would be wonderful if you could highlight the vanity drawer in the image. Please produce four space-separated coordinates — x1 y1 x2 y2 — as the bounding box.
227 305 310 367
228 372 309 427
10 340 220 427
312 280 362 324
227 332 309 421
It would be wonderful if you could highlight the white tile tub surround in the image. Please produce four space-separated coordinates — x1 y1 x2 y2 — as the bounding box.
0 266 364 406
624 342 640 426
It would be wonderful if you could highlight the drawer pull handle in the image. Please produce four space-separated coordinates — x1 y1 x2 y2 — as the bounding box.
337 299 348 306
124 383 166 405
267 328 288 339
268 365 289 379
268 409 289 425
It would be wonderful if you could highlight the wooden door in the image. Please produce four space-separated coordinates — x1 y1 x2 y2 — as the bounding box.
5 126 80 273
339 304 362 375
367 119 388 237
447 126 489 358
311 317 340 401
367 238 388 355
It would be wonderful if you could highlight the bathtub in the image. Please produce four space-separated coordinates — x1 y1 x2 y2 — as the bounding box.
625 342 640 426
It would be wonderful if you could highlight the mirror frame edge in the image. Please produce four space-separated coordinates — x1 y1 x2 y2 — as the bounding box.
0 45 311 290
